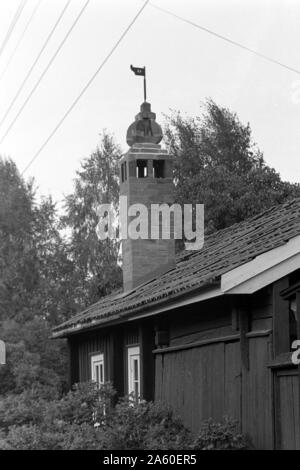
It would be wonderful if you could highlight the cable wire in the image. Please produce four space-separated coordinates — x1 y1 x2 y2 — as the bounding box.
150 2 300 76
0 0 43 83
0 0 90 145
21 0 149 175
0 0 71 128
0 0 28 59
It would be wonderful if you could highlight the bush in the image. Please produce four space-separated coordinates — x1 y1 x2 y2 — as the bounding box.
1 424 63 450
0 391 47 430
191 417 251 450
0 382 115 450
0 383 251 450
99 397 191 450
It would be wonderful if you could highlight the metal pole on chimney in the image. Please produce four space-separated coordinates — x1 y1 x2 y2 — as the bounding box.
144 66 147 102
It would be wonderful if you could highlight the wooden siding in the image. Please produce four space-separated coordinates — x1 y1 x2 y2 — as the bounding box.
77 332 113 383
155 338 241 432
68 278 299 449
155 292 275 449
169 298 233 347
241 334 273 449
275 369 300 449
155 332 274 448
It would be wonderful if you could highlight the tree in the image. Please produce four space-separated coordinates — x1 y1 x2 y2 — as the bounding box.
0 131 123 398
0 157 69 396
164 99 300 233
0 158 36 321
62 131 122 307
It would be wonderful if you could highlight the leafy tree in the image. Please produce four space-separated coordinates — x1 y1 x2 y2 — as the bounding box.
0 158 36 321
62 131 122 307
0 132 123 399
30 196 79 325
0 318 68 396
0 157 69 396
165 99 300 233
0 157 76 325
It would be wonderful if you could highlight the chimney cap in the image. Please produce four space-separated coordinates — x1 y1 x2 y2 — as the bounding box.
126 102 163 147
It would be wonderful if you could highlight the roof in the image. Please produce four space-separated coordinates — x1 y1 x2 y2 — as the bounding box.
53 198 300 337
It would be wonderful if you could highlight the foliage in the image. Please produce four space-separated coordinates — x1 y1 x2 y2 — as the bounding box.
0 383 191 450
0 382 251 450
99 397 191 450
0 158 36 322
0 157 70 397
191 417 252 450
0 317 68 396
165 99 300 234
62 130 122 307
0 132 122 398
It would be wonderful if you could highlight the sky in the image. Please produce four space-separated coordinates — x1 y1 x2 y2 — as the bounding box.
0 0 300 207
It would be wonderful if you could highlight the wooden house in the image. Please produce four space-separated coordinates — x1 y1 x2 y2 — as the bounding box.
53 101 300 449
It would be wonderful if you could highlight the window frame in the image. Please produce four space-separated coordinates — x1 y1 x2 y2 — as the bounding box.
136 160 148 178
91 353 105 388
127 345 141 402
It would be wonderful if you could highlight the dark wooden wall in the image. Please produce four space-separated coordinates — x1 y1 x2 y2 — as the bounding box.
155 339 241 430
274 369 300 449
77 331 112 383
154 290 275 449
68 321 155 402
68 279 299 449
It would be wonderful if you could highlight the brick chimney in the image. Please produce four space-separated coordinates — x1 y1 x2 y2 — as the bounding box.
120 102 175 292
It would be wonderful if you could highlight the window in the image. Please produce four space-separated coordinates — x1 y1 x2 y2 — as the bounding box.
127 346 140 402
91 353 105 388
153 160 165 178
136 160 148 178
121 162 127 182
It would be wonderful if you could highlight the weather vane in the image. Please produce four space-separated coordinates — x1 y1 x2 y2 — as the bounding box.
130 65 147 102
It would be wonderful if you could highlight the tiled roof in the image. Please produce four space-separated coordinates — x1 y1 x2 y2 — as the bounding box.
53 198 300 337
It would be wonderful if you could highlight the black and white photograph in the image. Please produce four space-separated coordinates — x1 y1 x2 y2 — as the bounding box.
0 0 299 456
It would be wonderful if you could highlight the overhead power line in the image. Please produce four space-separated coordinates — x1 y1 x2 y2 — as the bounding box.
149 2 300 76
0 0 90 145
0 0 28 59
21 0 149 175
0 0 71 129
0 0 43 83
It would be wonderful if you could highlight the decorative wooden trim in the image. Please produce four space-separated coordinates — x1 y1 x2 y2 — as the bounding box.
130 286 223 321
152 328 272 355
280 281 300 299
224 254 300 295
221 234 300 294
276 368 298 377
246 329 271 338
268 360 295 370
153 333 240 354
